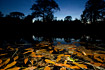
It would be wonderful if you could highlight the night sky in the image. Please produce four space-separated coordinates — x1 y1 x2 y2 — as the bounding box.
0 0 88 20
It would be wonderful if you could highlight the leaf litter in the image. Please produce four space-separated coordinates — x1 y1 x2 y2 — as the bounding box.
0 40 105 70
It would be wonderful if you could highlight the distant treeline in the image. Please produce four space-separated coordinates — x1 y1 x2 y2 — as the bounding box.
0 19 105 36
0 19 105 43
0 16 105 32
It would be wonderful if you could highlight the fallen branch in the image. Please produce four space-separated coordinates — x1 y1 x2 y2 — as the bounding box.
85 62 105 70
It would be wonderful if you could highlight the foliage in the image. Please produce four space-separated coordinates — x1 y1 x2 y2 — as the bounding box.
9 12 25 19
0 41 105 70
64 16 72 21
31 0 60 22
0 11 4 17
81 0 105 23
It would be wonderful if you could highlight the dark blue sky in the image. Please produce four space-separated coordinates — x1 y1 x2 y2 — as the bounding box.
0 0 88 20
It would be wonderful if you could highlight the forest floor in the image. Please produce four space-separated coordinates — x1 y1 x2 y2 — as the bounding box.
0 41 105 70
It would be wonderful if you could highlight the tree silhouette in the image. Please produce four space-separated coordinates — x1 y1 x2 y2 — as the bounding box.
0 11 4 24
45 12 54 22
81 10 87 23
81 0 105 23
24 15 34 24
74 18 81 23
3 12 25 24
31 0 60 22
9 12 25 19
0 11 3 17
64 16 72 21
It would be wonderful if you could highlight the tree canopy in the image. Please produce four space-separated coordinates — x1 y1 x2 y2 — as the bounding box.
0 11 3 17
81 0 105 23
9 12 25 19
64 16 72 21
31 0 60 22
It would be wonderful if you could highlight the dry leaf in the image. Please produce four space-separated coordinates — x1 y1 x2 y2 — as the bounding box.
16 48 18 51
57 54 64 57
22 66 37 70
55 63 74 69
0 58 10 67
7 67 20 70
30 52 36 57
4 61 17 69
0 53 8 56
60 67 66 70
23 50 33 54
54 48 58 52
4 58 10 65
73 62 87 69
24 58 28 64
101 64 105 67
49 50 53 54
31 55 43 58
82 51 87 55
31 52 36 55
45 59 55 64
44 66 51 70
56 57 61 62
31 59 34 65
7 46 11 49
55 63 65 67
64 55 71 57
14 56 19 61
36 49 48 54
77 52 83 56
68 48 76 50
79 55 94 63
9 48 14 51
59 49 64 51
104 58 105 62
70 66 80 69
0 69 5 70
92 62 102 66
94 57 103 62
56 54 64 62
99 54 105 61
0 48 3 50
48 46 52 49
25 48 34 51
0 59 2 64
56 64 80 69
64 60 67 64
62 64 71 69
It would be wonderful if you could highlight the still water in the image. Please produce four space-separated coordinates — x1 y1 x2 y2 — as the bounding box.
32 35 102 46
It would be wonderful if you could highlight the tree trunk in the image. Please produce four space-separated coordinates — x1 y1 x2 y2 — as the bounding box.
42 13 45 22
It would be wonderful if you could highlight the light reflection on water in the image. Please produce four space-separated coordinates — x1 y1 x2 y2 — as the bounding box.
32 35 81 46
53 38 81 46
32 35 43 41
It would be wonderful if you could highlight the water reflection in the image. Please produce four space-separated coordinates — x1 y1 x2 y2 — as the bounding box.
32 35 81 46
0 33 104 49
31 35 105 50
32 35 43 41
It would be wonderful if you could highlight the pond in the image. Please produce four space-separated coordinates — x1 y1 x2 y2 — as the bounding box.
31 34 105 49
0 32 104 47
32 34 103 43
33 35 82 46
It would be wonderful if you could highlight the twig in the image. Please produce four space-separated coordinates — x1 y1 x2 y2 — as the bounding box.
12 48 18 57
85 62 105 70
